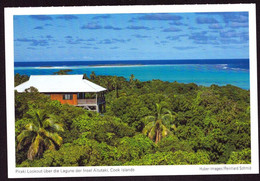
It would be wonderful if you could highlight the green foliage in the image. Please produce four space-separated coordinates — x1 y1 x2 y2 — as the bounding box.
142 103 176 143
125 150 210 165
227 148 251 164
49 104 86 143
71 113 135 145
15 73 251 166
18 143 92 167
15 88 50 120
116 134 155 162
157 136 193 152
53 69 72 75
107 93 168 131
15 73 29 86
16 108 64 161
90 71 96 80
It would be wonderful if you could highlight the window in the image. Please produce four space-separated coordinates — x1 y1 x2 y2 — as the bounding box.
77 93 85 99
63 94 73 100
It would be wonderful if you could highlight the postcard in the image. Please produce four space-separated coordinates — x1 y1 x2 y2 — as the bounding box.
5 4 258 178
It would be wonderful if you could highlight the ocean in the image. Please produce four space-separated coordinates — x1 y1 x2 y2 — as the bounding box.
14 59 250 90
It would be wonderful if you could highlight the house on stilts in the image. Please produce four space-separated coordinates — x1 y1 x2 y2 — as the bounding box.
14 74 106 113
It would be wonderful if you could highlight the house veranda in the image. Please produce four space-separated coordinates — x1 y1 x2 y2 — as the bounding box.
15 74 106 113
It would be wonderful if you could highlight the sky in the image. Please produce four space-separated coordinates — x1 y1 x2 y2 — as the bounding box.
13 12 249 62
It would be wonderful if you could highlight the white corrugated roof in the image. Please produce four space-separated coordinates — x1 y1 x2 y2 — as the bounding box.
15 74 106 93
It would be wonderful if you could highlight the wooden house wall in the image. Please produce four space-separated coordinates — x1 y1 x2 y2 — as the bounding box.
50 93 77 105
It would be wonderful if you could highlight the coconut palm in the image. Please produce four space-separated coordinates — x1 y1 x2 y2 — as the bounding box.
90 71 96 80
17 109 64 160
111 76 120 98
142 103 177 144
83 73 89 80
130 74 135 82
129 74 135 88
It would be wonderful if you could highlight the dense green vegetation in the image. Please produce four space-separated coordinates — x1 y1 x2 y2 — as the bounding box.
14 72 251 167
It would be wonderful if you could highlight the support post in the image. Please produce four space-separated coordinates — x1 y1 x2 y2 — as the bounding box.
96 104 99 112
96 93 99 112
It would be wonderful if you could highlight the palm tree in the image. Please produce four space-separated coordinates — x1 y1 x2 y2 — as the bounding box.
142 103 177 144
111 76 119 98
129 74 135 88
17 109 64 160
90 71 96 80
83 73 89 80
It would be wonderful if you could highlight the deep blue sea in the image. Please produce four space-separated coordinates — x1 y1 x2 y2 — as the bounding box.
14 59 250 90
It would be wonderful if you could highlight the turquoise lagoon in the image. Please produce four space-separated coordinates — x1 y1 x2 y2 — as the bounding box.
14 62 250 90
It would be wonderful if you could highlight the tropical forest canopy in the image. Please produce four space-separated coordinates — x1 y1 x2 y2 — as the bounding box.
14 72 251 167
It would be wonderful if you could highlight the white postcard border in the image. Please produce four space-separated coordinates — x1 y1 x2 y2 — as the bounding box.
5 4 259 178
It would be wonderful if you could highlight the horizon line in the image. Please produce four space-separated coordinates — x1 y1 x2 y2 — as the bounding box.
14 58 250 62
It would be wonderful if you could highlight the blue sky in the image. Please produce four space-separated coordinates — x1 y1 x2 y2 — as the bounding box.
13 12 249 62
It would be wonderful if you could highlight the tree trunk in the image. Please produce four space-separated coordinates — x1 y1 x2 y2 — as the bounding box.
158 130 161 143
116 86 119 98
155 130 159 144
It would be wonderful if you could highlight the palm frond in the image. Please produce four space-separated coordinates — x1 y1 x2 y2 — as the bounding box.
156 103 162 117
142 121 155 135
17 136 33 151
162 114 173 124
43 115 64 132
25 123 39 132
36 110 48 126
148 126 156 140
43 138 56 151
52 123 64 132
42 130 63 146
26 109 36 119
48 141 56 150
43 118 54 128
144 115 155 125
171 111 178 116
171 124 177 131
17 130 33 143
161 125 170 138
27 134 43 160
161 108 172 115
16 141 23 151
